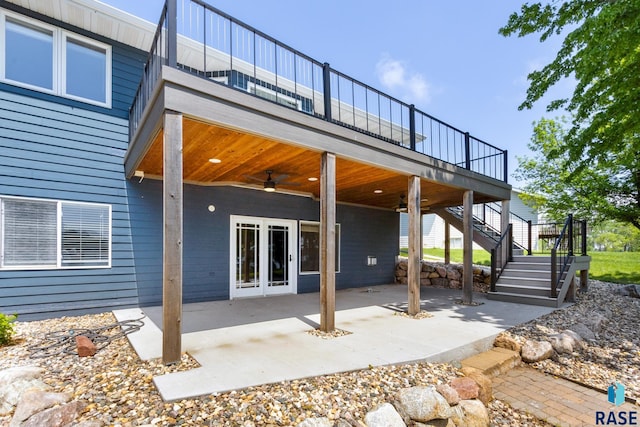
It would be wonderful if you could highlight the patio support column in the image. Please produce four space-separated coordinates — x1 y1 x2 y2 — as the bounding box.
320 152 336 332
462 190 474 304
444 220 451 265
162 110 183 364
407 175 421 315
501 199 511 262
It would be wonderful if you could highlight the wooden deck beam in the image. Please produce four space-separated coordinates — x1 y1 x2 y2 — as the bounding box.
162 110 183 364
407 175 421 315
462 190 474 304
320 152 336 332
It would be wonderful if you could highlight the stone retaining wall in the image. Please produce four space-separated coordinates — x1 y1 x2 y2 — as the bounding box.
395 259 491 293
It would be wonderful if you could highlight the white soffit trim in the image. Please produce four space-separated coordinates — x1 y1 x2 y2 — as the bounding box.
3 0 156 51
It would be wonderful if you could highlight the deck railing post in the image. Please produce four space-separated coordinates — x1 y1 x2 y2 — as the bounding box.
409 105 416 151
550 248 558 298
490 248 497 292
464 132 471 171
581 220 588 255
527 220 532 255
322 63 332 122
167 0 177 68
503 149 508 183
567 213 574 256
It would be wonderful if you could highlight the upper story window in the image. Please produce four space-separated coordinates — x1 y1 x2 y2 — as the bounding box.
0 196 112 269
0 11 111 108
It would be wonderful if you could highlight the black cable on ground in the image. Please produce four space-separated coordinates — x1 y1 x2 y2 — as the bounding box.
27 317 145 358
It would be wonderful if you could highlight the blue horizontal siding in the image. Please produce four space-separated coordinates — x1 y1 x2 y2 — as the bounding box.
0 91 139 320
129 181 399 307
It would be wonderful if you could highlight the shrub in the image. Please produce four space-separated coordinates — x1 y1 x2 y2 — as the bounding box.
0 312 17 346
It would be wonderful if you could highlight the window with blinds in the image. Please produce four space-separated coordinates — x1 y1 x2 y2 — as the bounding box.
1 196 111 269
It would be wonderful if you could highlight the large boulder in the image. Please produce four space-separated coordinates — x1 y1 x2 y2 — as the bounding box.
0 367 50 416
10 391 72 427
521 340 554 363
364 403 405 427
435 384 460 406
460 367 493 405
493 333 522 352
613 284 640 298
449 400 490 427
568 322 596 341
394 386 452 423
448 377 478 400
20 400 86 427
549 329 584 354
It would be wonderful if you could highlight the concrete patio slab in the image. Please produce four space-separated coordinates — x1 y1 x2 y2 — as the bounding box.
114 285 556 401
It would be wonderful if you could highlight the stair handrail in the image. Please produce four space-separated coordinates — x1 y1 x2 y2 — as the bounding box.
483 203 531 253
550 214 573 297
490 223 513 292
446 206 501 244
447 204 530 253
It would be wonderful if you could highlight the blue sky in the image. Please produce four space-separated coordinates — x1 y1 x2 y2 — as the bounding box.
101 0 572 186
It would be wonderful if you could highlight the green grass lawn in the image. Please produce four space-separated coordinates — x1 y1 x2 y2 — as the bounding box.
399 248 492 266
399 248 640 284
588 251 640 284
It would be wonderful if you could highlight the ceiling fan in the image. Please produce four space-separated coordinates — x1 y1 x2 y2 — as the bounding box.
394 195 430 212
244 170 300 192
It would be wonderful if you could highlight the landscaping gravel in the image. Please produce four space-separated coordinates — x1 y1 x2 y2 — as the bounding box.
1 279 636 426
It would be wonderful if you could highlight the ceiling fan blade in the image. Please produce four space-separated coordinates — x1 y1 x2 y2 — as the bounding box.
272 173 290 183
243 174 265 183
277 181 301 187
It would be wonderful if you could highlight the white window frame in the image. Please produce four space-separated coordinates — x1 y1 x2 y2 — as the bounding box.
0 195 112 270
247 81 302 111
0 10 112 108
299 221 341 275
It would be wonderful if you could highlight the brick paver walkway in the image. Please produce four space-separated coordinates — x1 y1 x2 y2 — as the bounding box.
493 366 638 427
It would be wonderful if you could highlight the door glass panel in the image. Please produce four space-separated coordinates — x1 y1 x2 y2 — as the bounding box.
268 225 288 288
235 223 259 289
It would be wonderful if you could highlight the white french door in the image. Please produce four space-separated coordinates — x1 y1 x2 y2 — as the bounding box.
230 216 297 298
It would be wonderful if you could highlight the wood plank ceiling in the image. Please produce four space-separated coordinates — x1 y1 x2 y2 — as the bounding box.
135 118 494 211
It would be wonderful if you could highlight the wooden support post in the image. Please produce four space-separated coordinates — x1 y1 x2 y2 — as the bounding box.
407 175 421 315
462 190 474 304
162 110 183 365
444 220 451 265
320 152 336 332
501 199 511 261
580 269 589 292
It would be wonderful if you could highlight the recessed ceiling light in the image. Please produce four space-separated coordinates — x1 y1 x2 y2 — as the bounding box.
374 189 383 194
308 177 318 182
208 158 222 164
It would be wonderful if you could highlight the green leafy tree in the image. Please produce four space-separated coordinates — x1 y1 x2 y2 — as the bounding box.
590 220 640 251
500 1 640 230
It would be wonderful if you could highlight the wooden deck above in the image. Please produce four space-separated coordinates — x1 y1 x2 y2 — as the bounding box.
125 66 511 211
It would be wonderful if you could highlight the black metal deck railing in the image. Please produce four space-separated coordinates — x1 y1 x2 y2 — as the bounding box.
130 0 508 182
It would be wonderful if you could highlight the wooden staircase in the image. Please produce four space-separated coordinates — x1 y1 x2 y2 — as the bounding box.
432 207 525 255
486 255 591 307
486 255 559 307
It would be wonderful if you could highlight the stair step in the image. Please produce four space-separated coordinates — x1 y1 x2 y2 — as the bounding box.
494 283 551 297
497 276 550 286
505 262 549 271
502 269 551 281
486 291 558 307
512 256 551 263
